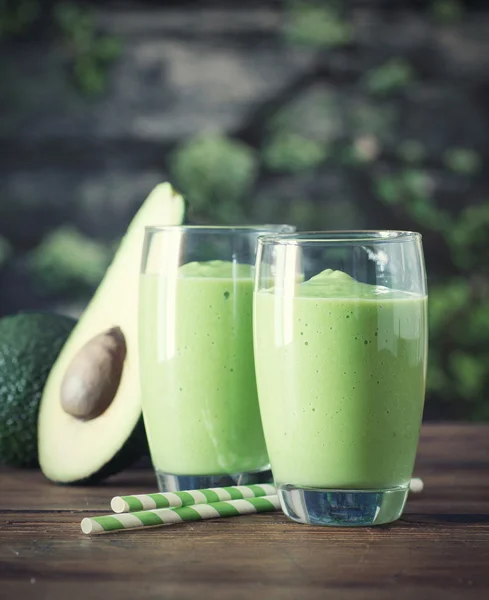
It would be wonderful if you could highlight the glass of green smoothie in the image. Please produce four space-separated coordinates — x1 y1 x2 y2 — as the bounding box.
254 231 428 526
139 224 294 492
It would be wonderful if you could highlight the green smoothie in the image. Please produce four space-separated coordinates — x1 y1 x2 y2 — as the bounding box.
254 269 427 489
139 260 268 476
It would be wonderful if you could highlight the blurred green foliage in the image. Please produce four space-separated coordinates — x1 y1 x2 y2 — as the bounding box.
28 227 111 295
449 204 489 269
268 88 342 145
429 276 489 419
169 134 258 223
443 148 481 175
263 133 328 172
54 2 121 95
0 0 39 36
0 0 120 94
375 169 429 205
364 59 416 97
284 1 354 48
348 102 397 144
375 169 453 232
397 140 428 164
431 0 464 24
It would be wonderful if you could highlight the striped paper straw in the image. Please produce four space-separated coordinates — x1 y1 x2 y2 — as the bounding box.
111 483 276 514
111 478 423 514
81 495 280 535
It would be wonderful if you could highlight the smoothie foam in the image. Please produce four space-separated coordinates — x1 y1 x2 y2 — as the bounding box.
254 269 427 489
140 260 268 476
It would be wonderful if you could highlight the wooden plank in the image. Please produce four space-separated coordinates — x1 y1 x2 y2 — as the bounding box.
0 467 487 514
1 515 488 599
0 424 488 599
0 468 157 512
1 516 488 597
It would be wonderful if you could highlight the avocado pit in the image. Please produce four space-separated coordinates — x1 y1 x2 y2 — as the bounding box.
60 327 126 420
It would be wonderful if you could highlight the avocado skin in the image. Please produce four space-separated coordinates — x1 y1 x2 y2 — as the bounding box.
0 312 76 468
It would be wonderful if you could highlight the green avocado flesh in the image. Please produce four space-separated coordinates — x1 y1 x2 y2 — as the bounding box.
38 183 186 484
0 313 76 468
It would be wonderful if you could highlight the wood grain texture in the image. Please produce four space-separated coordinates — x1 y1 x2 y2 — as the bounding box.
1 424 488 600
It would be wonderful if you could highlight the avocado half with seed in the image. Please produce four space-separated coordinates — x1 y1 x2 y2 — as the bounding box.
38 183 185 484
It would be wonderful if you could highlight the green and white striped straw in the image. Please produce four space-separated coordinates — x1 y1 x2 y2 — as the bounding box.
110 483 276 513
111 478 423 514
81 495 280 535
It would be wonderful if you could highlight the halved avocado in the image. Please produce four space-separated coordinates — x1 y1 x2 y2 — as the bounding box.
38 183 185 484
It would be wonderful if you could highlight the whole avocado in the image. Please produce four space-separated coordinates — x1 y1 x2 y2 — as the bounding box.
0 312 76 467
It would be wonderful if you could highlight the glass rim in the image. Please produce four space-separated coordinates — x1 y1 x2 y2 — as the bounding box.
257 230 422 245
145 224 295 234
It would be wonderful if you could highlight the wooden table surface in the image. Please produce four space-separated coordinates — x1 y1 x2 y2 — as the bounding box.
1 424 488 600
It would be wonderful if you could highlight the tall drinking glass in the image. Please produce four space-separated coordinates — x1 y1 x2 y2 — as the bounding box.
254 231 428 526
140 225 294 492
